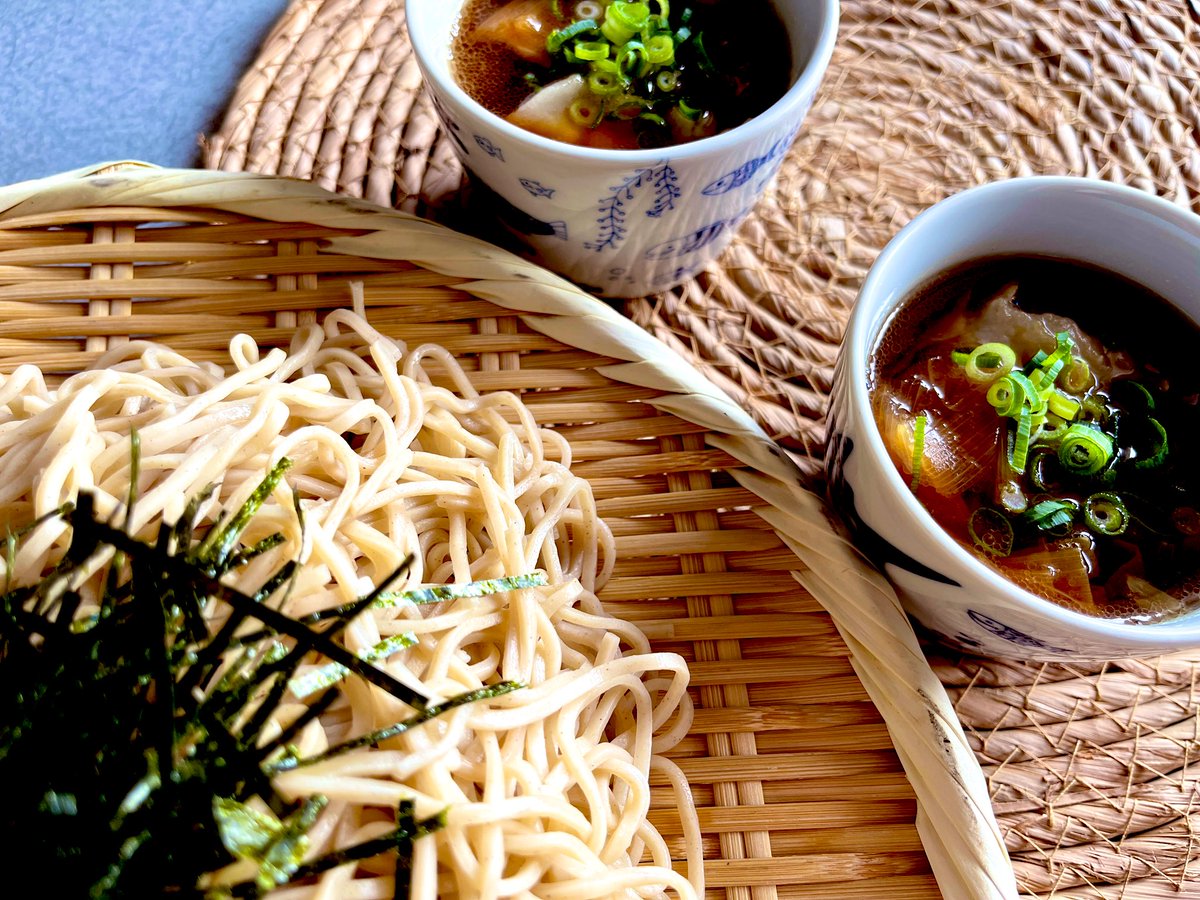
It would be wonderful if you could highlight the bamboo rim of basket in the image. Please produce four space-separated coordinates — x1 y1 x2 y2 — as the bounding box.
0 160 1016 899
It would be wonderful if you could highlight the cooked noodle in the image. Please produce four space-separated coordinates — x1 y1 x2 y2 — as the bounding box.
0 299 702 899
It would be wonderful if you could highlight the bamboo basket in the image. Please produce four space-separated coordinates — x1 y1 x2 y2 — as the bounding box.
0 162 1013 899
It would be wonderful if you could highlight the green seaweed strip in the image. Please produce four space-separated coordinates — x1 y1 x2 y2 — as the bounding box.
195 458 294 567
268 682 523 773
300 571 549 625
288 632 419 699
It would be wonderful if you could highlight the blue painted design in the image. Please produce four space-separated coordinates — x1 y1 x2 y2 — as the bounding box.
644 220 729 260
585 160 679 252
473 134 505 161
647 162 681 218
430 94 470 157
967 610 1070 653
701 135 792 196
644 204 757 260
825 429 961 586
519 178 556 199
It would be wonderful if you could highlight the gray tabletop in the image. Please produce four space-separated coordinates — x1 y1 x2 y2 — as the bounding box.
0 0 289 185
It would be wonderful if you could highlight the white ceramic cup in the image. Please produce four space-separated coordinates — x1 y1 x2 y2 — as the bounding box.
827 177 1200 661
408 0 838 298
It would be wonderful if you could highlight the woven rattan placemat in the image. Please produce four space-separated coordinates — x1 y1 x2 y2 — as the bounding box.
204 2 1200 896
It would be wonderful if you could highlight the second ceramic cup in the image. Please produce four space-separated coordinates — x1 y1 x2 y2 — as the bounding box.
408 0 838 298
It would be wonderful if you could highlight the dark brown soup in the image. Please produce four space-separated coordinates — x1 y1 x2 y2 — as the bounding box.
451 0 791 149
871 257 1200 622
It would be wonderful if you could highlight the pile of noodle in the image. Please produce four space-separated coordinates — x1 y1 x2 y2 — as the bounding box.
0 302 702 899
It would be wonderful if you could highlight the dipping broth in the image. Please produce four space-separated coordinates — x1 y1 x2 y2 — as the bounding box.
870 257 1200 623
452 0 791 149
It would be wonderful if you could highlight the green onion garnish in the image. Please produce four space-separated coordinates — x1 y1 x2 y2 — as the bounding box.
1046 390 1081 421
964 342 1016 383
1028 447 1063 491
1133 416 1168 469
910 414 927 492
1022 498 1077 532
968 507 1014 557
1011 408 1034 472
569 97 603 126
1060 355 1091 392
693 31 716 74
987 371 1037 418
574 40 610 60
1084 492 1129 535
547 18 599 53
1058 423 1114 475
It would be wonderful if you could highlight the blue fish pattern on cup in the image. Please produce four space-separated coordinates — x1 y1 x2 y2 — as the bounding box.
643 205 757 260
474 134 505 161
967 610 1070 654
701 133 795 196
519 178 556 199
644 220 729 260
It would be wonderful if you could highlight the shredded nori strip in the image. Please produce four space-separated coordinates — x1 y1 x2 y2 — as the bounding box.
0 466 526 898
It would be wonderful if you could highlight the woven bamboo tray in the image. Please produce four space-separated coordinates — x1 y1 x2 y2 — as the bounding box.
203 2 1200 895
0 163 1015 899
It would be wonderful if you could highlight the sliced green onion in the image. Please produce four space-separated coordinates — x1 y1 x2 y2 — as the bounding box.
575 0 604 18
910 414 927 492
969 507 1014 557
1037 414 1069 448
1046 390 1081 421
551 0 564 16
1084 492 1129 536
645 33 675 64
1011 408 1033 472
1060 355 1091 392
950 349 971 366
693 31 716 74
638 111 667 126
1036 332 1075 385
1058 423 1114 475
1023 498 1077 532
587 69 623 95
964 342 1016 383
1133 417 1168 469
676 99 702 121
574 40 610 61
569 97 603 126
601 16 637 44
617 40 649 78
547 18 599 52
653 0 670 16
655 69 678 91
609 0 651 30
673 24 692 42
987 373 1028 417
1117 380 1157 412
1028 447 1063 491
1081 395 1109 423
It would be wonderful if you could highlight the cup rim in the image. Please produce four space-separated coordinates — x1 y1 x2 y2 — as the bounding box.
847 176 1200 648
407 0 840 163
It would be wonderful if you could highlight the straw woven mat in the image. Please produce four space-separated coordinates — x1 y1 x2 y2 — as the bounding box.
204 2 1200 896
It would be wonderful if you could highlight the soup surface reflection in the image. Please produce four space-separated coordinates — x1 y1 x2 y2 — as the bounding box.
871 257 1200 623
